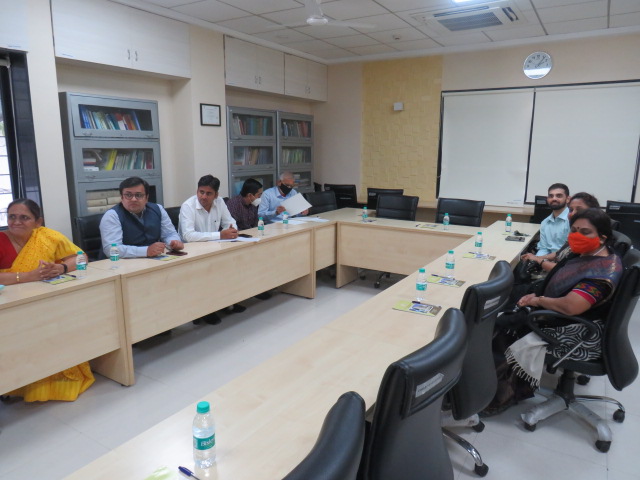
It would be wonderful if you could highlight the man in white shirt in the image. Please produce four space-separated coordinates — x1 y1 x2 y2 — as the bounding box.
179 174 238 241
179 174 244 324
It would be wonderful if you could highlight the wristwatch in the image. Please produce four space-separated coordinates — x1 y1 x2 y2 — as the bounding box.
62 263 68 274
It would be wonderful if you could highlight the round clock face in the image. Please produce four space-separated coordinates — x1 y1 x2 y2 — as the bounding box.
523 51 552 79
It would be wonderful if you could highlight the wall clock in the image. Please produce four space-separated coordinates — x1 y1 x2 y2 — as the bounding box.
523 51 552 79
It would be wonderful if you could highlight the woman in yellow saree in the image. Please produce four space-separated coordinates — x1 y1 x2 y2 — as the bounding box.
1 198 95 401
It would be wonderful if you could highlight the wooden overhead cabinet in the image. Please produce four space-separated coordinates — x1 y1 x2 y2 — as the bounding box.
225 37 285 95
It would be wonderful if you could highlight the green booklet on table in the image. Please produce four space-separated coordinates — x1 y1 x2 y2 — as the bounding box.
427 275 465 287
42 274 77 285
393 300 442 317
463 252 496 261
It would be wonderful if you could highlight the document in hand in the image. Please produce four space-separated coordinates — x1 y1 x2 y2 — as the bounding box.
281 193 312 216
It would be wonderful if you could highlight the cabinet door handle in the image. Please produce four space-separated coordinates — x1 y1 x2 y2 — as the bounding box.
128 49 131 60
255 75 258 84
258 76 262 85
135 51 138 62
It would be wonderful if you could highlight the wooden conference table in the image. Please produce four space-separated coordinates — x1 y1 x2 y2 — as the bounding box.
67 213 538 479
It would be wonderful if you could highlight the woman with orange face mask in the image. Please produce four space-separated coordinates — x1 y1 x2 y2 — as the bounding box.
483 208 623 416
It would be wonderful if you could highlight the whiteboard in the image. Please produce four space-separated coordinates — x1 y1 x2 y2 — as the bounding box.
527 84 640 203
440 90 534 207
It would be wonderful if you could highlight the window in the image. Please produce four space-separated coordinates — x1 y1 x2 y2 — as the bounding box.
0 50 41 227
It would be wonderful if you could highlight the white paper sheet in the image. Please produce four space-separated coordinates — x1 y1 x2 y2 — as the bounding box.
214 237 261 243
294 217 329 223
281 193 312 216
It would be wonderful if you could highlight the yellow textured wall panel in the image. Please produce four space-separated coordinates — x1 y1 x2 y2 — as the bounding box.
362 57 442 202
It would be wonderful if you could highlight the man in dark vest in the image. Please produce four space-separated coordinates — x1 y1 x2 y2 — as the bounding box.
100 176 184 258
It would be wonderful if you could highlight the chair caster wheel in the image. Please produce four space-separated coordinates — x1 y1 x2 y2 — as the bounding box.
595 440 611 453
385 273 390 278
523 422 536 432
472 421 485 432
374 282 380 288
577 375 590 385
613 409 625 422
474 463 489 477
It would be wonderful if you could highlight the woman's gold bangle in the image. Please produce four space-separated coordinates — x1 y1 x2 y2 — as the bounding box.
16 272 20 283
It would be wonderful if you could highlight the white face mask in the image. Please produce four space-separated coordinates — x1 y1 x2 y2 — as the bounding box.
251 197 262 207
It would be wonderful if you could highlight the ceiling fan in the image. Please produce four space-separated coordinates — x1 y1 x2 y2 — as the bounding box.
291 0 376 29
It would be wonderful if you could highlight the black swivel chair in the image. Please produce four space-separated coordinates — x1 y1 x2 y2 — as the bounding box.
313 181 322 192
73 214 104 262
358 308 467 480
435 198 485 227
303 191 338 215
282 391 366 480
442 261 514 477
324 184 359 209
529 195 552 224
164 206 181 231
372 194 419 288
520 248 640 452
366 187 403 211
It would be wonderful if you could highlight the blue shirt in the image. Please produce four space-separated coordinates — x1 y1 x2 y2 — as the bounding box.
100 203 181 258
536 207 570 256
258 186 299 223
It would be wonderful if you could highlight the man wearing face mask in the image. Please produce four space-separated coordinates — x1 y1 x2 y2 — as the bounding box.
258 171 308 223
226 178 263 231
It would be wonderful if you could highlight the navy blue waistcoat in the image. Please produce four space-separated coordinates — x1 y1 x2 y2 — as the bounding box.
114 202 162 247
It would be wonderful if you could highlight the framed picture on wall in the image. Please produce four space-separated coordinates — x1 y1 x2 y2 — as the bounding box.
200 103 221 126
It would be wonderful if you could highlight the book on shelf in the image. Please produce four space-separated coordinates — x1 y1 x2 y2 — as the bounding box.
86 205 110 214
85 189 120 201
107 196 121 204
86 198 107 207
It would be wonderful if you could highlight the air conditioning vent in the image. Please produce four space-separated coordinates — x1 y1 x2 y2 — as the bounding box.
410 1 523 33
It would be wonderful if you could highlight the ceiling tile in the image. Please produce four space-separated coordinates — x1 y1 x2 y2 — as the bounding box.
610 11 640 27
252 29 315 44
320 0 389 20
366 27 427 43
323 34 381 48
281 39 338 53
531 0 596 7
294 25 361 39
610 0 640 15
484 24 546 41
537 1 607 23
544 16 607 34
347 44 397 55
390 37 442 50
309 46 358 59
350 13 412 32
433 30 491 46
373 0 453 11
262 6 308 25
217 0 303 15
216 15 282 34
140 0 202 7
172 0 249 22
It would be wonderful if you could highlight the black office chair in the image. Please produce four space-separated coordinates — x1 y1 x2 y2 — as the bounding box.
366 187 403 211
324 184 359 209
303 191 338 215
282 391 365 480
358 308 467 480
435 198 485 227
529 195 552 224
73 214 104 262
313 181 322 192
372 194 419 288
611 230 632 258
520 248 640 452
442 261 513 477
164 206 180 231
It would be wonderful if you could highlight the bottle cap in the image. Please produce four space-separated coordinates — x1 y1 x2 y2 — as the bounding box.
111 243 117 246
448 250 454 254
77 251 83 254
477 231 482 234
363 206 367 209
418 268 426 273
445 213 449 216
258 216 263 220
197 401 210 414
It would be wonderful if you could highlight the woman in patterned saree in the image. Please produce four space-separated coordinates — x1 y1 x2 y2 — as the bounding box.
1 198 94 402
484 208 623 415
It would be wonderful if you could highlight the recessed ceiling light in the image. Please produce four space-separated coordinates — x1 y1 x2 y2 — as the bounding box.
452 0 476 3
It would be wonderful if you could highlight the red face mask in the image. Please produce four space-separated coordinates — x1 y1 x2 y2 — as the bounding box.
568 231 601 254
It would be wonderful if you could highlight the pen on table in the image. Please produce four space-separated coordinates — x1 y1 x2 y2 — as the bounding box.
178 466 202 480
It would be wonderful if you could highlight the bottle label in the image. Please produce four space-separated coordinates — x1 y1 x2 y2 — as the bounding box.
77 263 87 271
416 282 427 291
110 254 119 262
475 241 483 247
446 262 455 270
194 433 215 450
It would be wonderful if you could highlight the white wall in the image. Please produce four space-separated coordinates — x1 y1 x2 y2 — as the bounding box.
312 62 362 188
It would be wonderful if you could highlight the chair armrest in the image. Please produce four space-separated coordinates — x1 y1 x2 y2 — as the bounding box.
526 310 600 346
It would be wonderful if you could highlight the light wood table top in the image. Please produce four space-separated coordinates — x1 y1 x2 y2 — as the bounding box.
66 219 539 480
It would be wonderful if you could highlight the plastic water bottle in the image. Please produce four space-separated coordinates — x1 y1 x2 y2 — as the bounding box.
109 243 120 269
416 268 427 302
445 250 455 279
257 216 265 236
475 231 483 254
75 251 87 278
443 213 450 231
362 206 368 222
282 211 289 227
193 401 216 469
505 213 512 233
